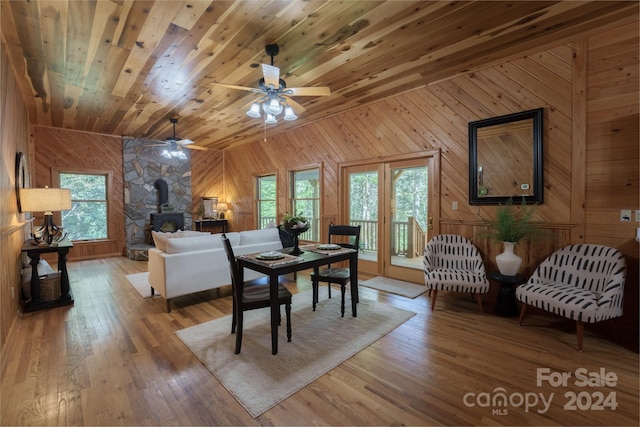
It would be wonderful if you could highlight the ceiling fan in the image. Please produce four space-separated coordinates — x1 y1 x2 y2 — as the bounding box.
212 44 331 123
148 117 206 159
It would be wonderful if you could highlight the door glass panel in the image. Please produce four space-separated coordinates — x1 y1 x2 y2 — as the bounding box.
349 171 378 262
390 166 428 270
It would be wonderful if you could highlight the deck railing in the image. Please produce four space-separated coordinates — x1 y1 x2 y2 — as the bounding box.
259 216 424 256
350 217 425 257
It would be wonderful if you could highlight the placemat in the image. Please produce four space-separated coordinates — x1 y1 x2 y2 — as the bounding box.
300 244 355 255
238 253 302 266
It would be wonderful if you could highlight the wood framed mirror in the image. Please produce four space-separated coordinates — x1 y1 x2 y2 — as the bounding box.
202 197 218 219
468 108 543 205
15 151 29 212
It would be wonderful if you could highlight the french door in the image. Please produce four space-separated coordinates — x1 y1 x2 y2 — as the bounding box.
341 152 439 283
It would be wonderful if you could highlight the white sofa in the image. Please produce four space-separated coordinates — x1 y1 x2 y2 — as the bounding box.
148 227 283 312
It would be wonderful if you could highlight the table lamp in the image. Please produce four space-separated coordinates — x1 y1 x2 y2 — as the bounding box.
217 203 228 219
20 186 72 245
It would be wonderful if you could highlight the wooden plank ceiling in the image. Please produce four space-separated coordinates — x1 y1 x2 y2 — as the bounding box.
1 0 636 151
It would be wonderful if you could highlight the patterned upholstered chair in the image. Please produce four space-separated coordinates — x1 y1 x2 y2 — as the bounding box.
516 244 626 351
424 234 490 313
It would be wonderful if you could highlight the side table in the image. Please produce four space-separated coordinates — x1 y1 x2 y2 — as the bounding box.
488 271 526 317
193 219 228 233
21 240 74 312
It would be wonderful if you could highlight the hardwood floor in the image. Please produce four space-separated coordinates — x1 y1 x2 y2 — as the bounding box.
1 256 638 426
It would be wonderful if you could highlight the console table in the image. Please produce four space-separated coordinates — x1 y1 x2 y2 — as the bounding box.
193 218 228 233
21 240 74 312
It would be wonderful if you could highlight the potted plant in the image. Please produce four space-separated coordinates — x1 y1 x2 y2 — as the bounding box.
280 212 309 255
281 212 308 230
481 197 542 275
196 203 205 220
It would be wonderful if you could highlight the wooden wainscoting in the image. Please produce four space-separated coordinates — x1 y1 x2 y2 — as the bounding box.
0 224 29 347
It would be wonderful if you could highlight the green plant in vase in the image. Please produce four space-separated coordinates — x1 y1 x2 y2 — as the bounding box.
481 197 545 276
281 212 309 255
281 212 308 230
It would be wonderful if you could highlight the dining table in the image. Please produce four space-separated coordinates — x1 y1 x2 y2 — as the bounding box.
236 244 358 355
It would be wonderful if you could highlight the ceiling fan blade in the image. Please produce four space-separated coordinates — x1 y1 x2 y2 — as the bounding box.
177 138 194 146
262 64 280 88
285 97 306 113
211 82 259 92
286 86 331 97
184 144 212 151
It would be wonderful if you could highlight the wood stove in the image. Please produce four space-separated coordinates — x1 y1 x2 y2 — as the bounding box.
150 213 184 232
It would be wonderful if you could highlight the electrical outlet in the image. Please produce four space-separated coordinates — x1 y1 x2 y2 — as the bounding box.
452 201 458 210
636 210 640 222
11 286 14 300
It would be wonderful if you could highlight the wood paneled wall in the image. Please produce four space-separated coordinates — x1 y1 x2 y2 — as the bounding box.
191 150 225 224
226 43 577 239
33 126 124 260
225 23 639 350
585 21 639 349
1 41 32 347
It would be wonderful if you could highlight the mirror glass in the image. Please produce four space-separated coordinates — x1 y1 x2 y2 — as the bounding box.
202 197 218 218
469 108 543 205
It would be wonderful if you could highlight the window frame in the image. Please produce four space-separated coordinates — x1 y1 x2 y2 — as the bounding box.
288 165 322 242
53 169 113 242
255 173 277 229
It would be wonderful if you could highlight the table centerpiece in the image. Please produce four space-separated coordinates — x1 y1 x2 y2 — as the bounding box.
281 212 309 255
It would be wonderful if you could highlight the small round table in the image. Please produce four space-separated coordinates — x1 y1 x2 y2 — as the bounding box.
488 272 527 317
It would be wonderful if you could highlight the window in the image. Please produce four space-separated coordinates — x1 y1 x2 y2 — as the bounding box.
59 172 109 240
256 174 277 229
290 168 320 241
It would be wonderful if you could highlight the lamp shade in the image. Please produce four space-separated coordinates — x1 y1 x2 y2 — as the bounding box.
20 187 72 213
217 202 228 211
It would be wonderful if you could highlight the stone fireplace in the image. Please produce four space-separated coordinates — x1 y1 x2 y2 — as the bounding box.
122 137 193 259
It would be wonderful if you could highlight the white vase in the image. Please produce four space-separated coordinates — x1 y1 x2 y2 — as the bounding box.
496 241 522 276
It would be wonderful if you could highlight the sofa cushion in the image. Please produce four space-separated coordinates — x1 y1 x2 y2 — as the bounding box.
151 230 176 252
153 230 210 252
176 230 207 238
166 235 222 254
214 232 241 247
239 228 279 246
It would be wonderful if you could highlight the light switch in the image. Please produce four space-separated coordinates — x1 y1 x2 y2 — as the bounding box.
636 210 640 222
620 210 631 221
452 201 458 210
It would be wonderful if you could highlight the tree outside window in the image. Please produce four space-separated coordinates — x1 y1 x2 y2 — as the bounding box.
59 173 108 240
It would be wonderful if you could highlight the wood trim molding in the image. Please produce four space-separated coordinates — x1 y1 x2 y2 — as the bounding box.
570 39 588 243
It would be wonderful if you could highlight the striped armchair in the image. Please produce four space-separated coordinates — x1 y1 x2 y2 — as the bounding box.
516 244 626 351
423 234 490 313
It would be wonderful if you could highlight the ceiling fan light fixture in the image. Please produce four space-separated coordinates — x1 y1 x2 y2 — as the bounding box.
266 97 283 115
246 102 261 118
161 142 188 160
213 44 330 129
283 105 297 121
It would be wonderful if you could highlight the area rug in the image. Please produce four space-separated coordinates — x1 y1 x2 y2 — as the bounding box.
360 276 427 298
124 272 159 298
175 291 415 418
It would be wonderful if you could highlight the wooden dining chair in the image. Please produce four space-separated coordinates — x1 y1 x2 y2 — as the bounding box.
310 224 360 317
221 234 292 354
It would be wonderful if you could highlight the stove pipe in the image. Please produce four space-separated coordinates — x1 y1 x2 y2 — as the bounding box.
154 179 169 211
